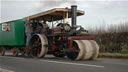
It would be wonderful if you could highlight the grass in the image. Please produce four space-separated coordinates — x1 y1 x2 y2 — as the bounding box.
98 53 128 59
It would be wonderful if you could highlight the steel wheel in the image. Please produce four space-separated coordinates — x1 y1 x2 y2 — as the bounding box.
30 34 48 58
66 41 80 60
0 47 5 56
30 35 41 57
13 47 18 56
89 40 99 60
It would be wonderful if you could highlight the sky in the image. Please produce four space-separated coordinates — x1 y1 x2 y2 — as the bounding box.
0 0 128 29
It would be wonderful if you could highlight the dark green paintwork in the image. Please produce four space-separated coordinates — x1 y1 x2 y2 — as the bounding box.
0 20 25 46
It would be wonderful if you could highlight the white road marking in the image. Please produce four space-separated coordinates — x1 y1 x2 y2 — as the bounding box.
0 56 104 68
0 56 24 59
40 60 104 68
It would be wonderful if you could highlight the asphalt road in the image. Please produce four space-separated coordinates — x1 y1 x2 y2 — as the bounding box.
0 53 128 72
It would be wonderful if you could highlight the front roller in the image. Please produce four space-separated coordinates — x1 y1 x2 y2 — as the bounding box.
29 34 48 58
81 40 99 60
66 40 99 60
89 40 99 60
66 40 85 60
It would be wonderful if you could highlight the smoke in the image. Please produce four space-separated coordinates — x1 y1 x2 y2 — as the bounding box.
37 0 76 10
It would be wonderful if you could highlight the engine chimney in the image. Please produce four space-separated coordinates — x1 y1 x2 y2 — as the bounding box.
71 5 77 28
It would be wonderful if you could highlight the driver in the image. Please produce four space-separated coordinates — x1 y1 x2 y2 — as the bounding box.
40 20 49 34
32 19 43 34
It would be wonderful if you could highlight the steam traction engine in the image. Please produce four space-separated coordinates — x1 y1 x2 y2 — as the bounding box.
28 5 99 60
0 5 99 60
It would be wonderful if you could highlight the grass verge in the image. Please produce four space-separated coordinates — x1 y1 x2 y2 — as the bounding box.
98 53 128 59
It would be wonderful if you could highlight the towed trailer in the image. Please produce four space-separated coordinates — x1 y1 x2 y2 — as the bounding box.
0 20 25 56
0 5 99 60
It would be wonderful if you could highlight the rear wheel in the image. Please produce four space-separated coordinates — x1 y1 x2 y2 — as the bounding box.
30 34 48 58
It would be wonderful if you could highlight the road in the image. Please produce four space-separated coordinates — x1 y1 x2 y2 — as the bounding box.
0 53 128 72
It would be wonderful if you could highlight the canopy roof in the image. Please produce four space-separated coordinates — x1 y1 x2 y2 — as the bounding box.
23 8 85 22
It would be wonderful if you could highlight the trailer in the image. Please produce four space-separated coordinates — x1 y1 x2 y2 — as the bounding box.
0 5 99 60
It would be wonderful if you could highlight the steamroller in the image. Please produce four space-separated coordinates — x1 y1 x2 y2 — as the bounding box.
22 5 99 60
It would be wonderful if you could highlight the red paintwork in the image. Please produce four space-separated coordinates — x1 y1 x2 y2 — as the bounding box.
51 36 67 51
68 36 96 48
13 47 17 56
51 44 56 51
6 25 10 31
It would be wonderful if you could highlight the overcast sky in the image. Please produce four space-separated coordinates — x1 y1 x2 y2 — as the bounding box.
0 0 128 29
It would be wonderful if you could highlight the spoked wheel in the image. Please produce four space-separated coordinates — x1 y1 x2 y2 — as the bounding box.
66 41 80 60
13 47 19 56
0 47 5 56
30 35 41 57
30 34 48 58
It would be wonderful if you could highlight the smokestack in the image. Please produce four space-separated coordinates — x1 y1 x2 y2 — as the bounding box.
71 5 77 27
